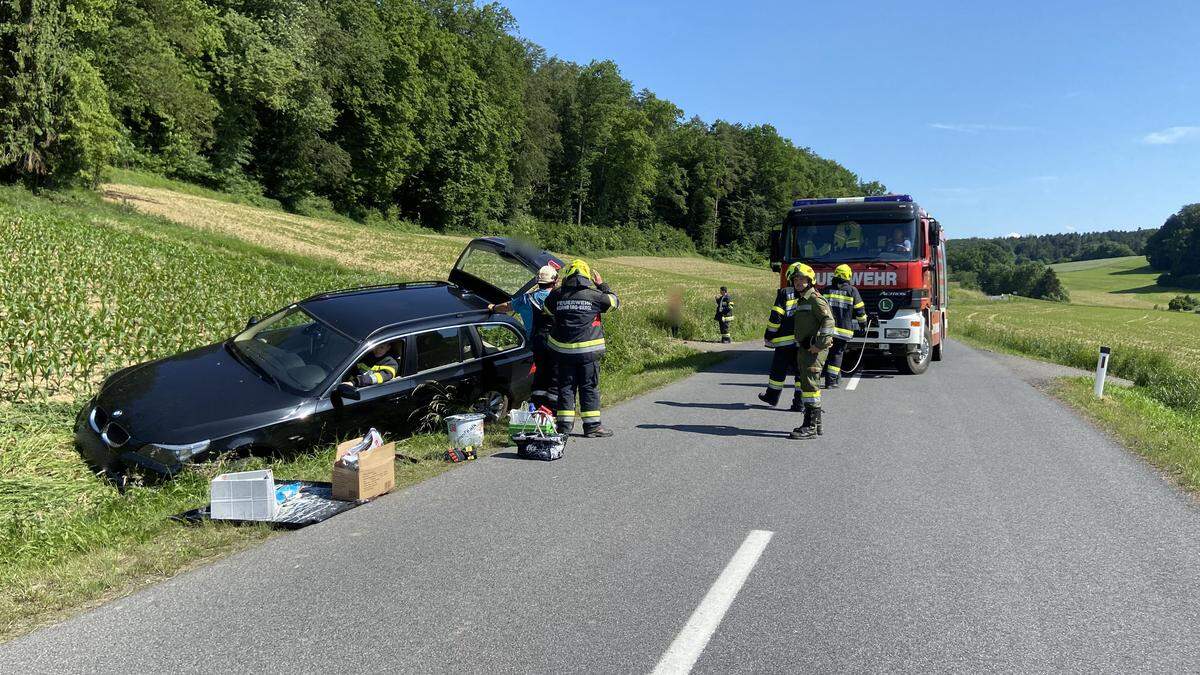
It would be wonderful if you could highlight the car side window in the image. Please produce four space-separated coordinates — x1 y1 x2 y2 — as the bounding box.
414 328 462 373
341 338 404 387
476 324 520 356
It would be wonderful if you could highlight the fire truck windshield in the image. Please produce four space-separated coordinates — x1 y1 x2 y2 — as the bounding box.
785 217 918 263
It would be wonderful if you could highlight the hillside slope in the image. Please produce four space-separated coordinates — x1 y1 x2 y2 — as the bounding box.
1052 255 1190 309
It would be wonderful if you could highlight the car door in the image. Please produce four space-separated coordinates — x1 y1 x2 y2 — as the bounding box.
448 237 565 305
405 326 484 426
311 339 420 441
472 322 534 405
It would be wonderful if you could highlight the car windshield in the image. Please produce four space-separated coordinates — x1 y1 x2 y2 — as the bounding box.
786 217 918 262
455 245 533 296
231 307 356 393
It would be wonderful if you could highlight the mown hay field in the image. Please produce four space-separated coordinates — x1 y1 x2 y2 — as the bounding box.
1050 255 1193 309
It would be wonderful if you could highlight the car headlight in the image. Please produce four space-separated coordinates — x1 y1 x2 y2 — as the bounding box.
885 328 911 339
148 440 211 460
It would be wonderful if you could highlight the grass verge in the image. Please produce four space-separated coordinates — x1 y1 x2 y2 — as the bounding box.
1051 377 1200 492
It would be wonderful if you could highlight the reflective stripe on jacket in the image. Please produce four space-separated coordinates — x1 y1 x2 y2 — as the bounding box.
357 354 399 385
763 287 799 347
544 275 619 363
823 279 868 340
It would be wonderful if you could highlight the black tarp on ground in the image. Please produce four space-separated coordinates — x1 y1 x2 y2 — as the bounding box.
172 480 361 529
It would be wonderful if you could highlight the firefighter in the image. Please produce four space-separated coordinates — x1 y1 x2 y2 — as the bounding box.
758 278 803 411
715 287 734 343
488 265 559 408
784 262 837 440
349 343 399 387
544 259 619 438
822 263 868 389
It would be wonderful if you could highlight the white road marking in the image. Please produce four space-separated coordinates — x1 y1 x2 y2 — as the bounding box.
652 530 774 675
845 373 861 391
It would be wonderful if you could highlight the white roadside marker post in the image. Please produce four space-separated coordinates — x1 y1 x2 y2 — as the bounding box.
1094 346 1111 399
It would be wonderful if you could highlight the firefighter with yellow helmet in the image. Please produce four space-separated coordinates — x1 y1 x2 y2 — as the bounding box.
783 262 837 439
543 258 619 438
822 264 868 389
759 273 804 410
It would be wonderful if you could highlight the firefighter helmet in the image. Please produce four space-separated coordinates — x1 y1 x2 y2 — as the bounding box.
786 262 816 283
563 259 592 280
834 264 853 281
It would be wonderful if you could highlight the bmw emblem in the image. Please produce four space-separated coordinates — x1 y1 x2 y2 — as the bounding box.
878 298 894 312
112 409 123 418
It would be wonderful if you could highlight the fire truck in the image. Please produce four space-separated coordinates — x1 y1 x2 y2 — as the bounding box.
768 194 947 374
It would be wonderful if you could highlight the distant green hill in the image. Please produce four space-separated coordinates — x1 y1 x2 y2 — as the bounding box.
1051 256 1194 309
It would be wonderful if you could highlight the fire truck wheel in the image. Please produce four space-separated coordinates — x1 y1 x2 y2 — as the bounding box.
896 322 932 375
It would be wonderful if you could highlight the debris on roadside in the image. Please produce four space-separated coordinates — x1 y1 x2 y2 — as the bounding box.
332 431 395 501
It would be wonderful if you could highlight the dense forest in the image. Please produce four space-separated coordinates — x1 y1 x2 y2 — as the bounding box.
1145 203 1200 289
946 228 1157 302
0 0 884 257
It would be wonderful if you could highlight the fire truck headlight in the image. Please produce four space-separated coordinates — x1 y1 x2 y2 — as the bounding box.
885 328 911 339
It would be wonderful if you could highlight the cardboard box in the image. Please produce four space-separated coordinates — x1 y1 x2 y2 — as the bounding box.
332 438 396 501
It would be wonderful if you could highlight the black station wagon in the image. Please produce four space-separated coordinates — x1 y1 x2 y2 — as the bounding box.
75 237 563 480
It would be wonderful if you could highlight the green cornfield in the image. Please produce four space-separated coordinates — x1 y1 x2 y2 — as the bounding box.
0 189 385 403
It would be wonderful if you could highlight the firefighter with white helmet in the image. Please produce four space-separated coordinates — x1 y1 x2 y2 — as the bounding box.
489 264 560 408
783 262 836 439
822 263 868 389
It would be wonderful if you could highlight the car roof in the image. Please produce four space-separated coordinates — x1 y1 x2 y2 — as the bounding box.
300 282 489 341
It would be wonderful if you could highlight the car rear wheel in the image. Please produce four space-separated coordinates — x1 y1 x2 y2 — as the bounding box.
473 390 509 424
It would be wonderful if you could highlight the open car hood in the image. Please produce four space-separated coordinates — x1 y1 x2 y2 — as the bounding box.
448 237 565 304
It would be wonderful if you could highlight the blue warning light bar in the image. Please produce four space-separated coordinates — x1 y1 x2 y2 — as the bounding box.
792 195 913 207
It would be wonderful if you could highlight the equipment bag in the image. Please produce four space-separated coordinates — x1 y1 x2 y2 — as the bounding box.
512 410 565 460
513 432 566 461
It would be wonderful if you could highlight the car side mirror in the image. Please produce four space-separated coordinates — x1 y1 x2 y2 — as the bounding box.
245 316 260 330
929 221 942 247
332 382 360 406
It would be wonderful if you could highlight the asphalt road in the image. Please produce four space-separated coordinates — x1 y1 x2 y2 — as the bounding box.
7 340 1200 672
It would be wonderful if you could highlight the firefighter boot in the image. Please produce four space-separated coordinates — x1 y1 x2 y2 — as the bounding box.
789 405 818 440
789 394 804 412
813 406 823 436
824 374 839 390
758 389 780 407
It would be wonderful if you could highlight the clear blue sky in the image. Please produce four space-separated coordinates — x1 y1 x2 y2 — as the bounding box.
501 0 1200 238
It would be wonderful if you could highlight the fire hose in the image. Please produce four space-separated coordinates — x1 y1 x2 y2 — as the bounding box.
842 315 877 376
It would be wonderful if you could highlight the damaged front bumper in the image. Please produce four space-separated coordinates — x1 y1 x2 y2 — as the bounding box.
74 403 190 479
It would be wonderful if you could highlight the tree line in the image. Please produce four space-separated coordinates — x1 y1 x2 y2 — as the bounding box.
0 0 883 256
1145 203 1200 290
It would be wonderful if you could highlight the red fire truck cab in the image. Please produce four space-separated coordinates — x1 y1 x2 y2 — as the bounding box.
768 194 948 374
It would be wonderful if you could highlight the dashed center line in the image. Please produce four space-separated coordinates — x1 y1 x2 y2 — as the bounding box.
652 530 774 675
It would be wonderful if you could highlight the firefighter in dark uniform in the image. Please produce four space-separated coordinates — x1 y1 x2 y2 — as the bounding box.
715 287 734 343
349 343 399 386
544 259 619 438
784 262 837 440
758 280 803 411
822 264 868 389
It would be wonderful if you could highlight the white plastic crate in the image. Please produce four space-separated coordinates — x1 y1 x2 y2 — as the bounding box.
210 469 279 521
